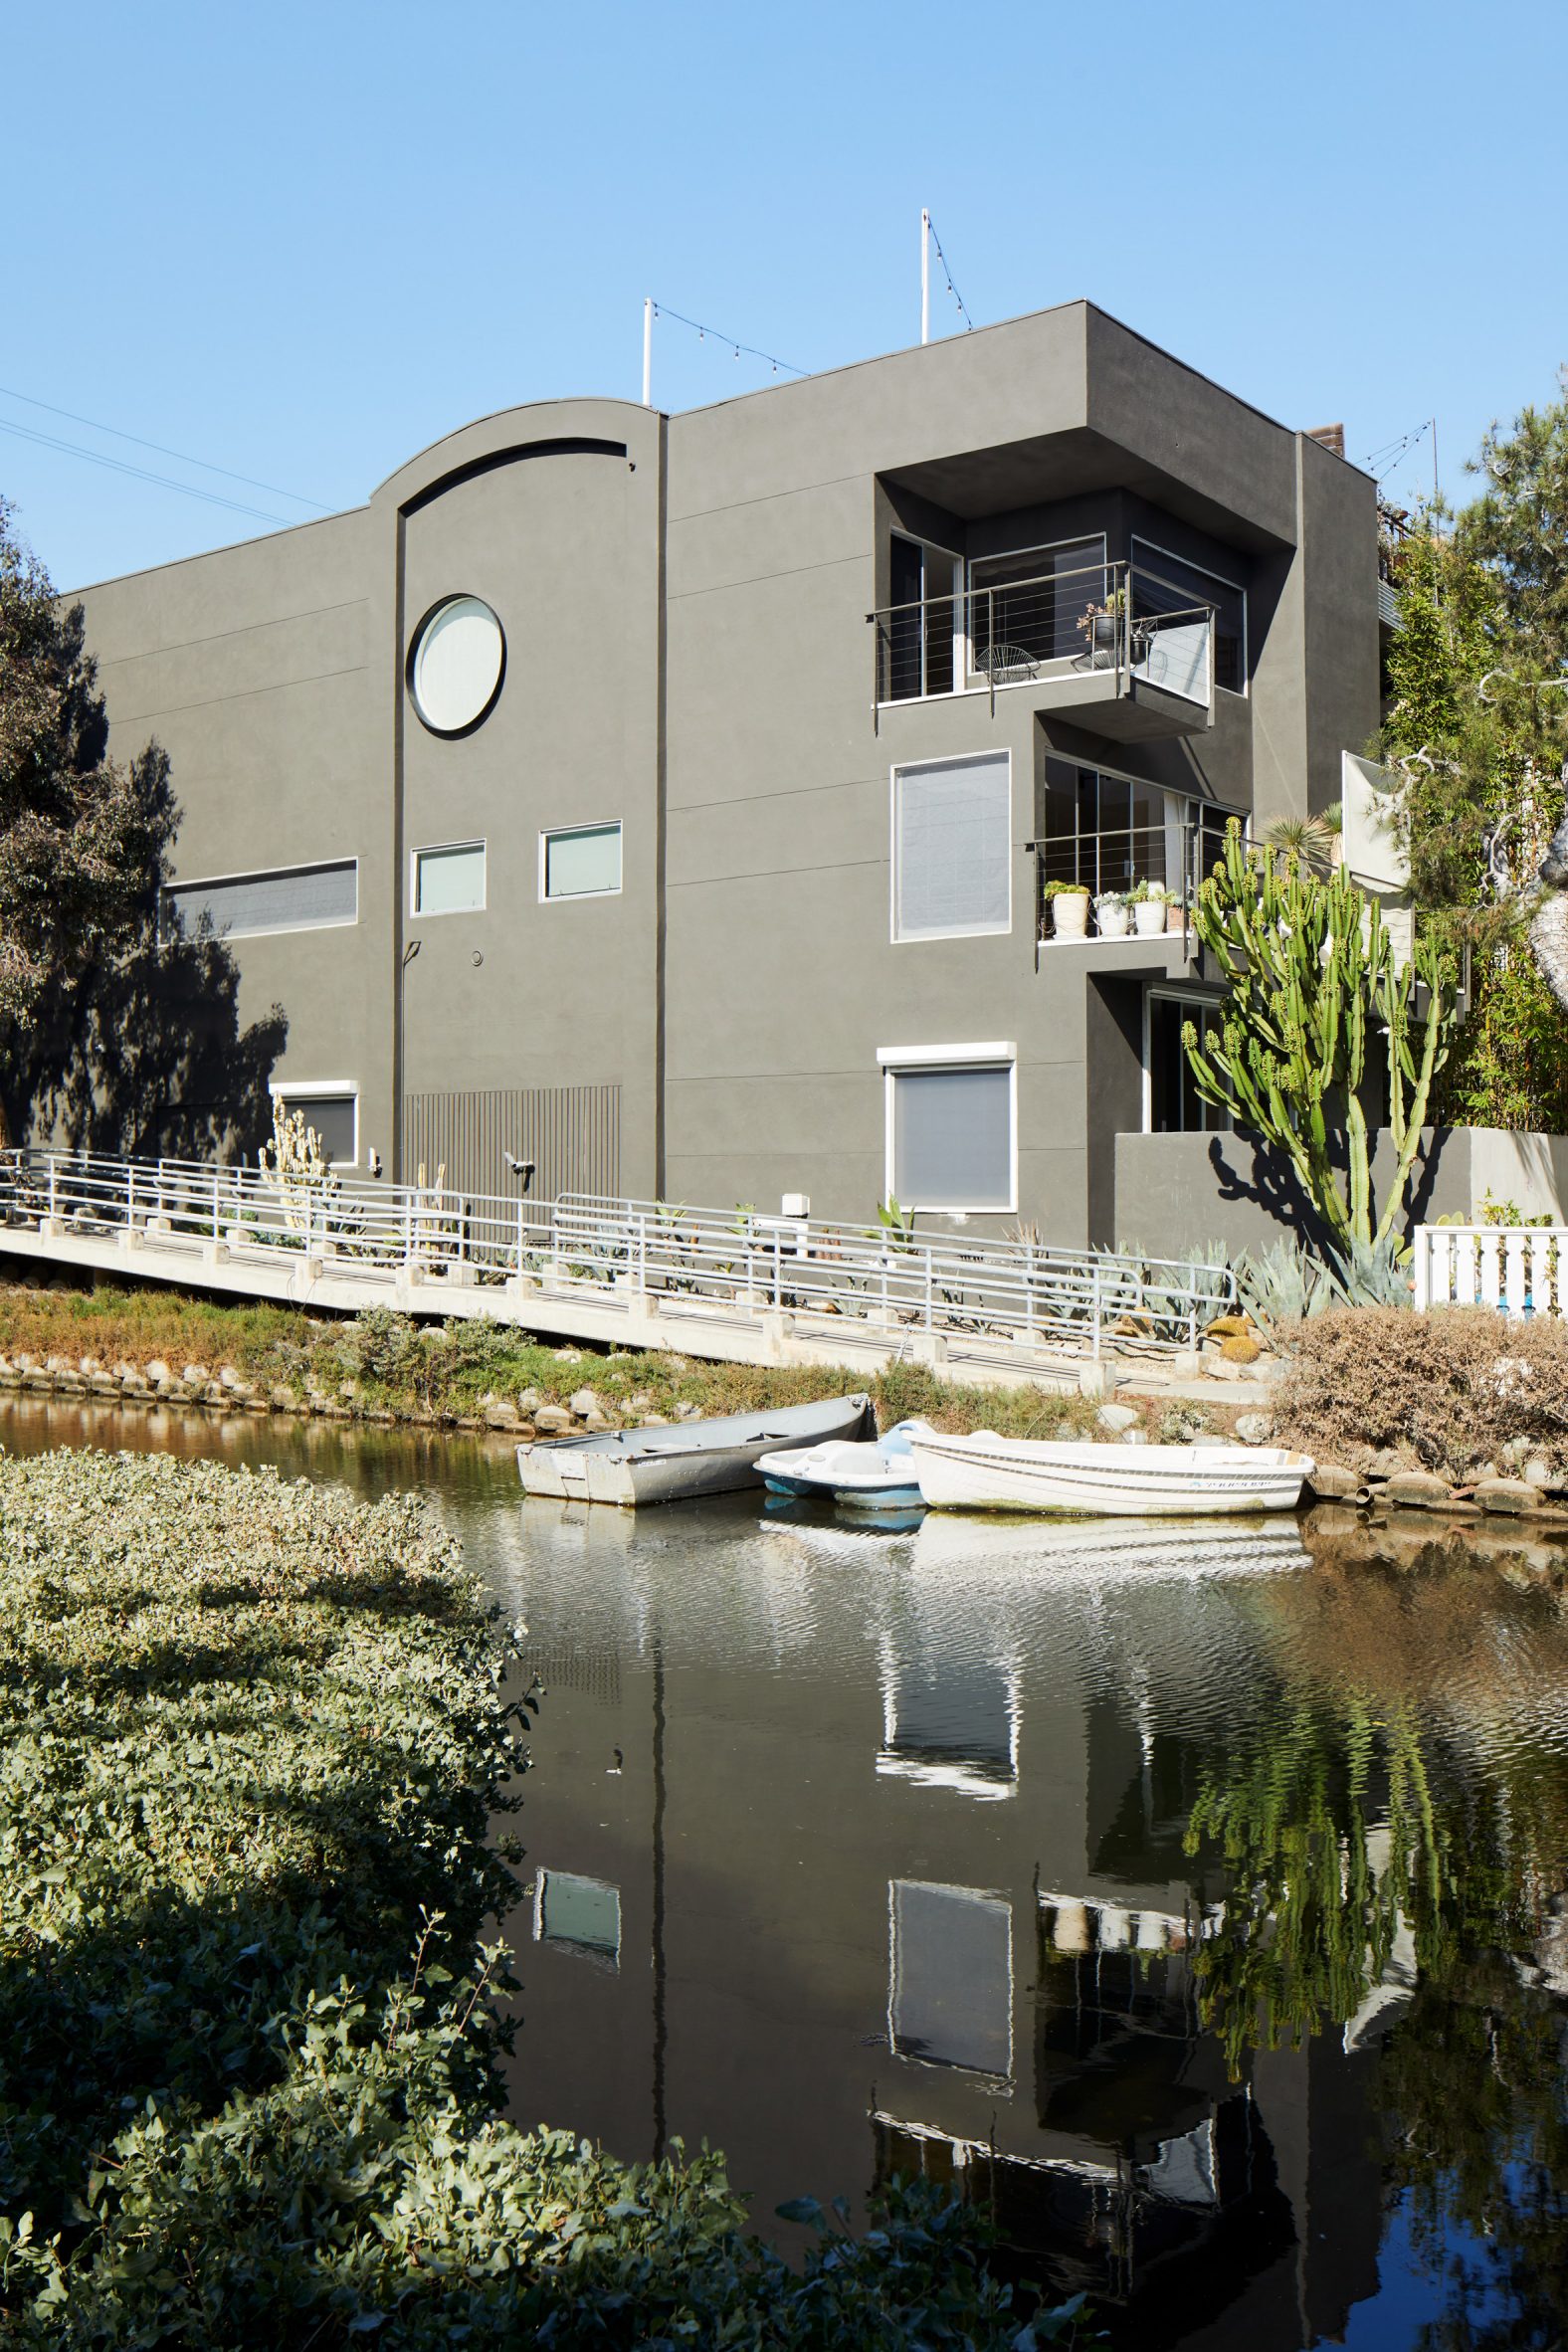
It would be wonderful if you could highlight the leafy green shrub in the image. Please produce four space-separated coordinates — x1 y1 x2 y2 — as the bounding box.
0 1452 1087 2348
1275 1306 1568 1478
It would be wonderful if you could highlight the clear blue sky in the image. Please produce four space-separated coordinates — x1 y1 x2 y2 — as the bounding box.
7 0 1565 589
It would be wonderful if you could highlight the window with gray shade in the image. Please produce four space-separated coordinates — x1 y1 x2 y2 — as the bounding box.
535 1869 621 1967
413 842 486 915
164 860 357 940
889 1880 1012 2077
274 1091 356 1165
889 1063 1013 1210
893 756 1010 940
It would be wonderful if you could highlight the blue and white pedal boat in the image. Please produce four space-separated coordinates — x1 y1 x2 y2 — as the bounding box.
757 1418 932 1513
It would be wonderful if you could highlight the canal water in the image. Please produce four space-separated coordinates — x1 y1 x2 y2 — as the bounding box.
7 1390 1568 2351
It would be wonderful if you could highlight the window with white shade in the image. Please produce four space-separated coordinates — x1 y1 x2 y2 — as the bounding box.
407 595 505 735
880 1046 1016 1213
892 753 1011 940
541 822 622 901
412 841 486 915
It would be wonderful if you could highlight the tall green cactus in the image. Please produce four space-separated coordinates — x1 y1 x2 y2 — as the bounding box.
1181 822 1459 1251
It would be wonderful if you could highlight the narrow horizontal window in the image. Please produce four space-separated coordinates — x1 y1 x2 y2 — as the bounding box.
885 1057 1015 1212
542 822 621 900
893 755 1010 941
164 859 357 941
272 1088 357 1167
413 841 486 915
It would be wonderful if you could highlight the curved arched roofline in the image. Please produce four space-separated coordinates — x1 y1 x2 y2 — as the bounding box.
371 394 659 512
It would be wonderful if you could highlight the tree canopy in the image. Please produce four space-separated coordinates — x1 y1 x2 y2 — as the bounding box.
0 497 282 1153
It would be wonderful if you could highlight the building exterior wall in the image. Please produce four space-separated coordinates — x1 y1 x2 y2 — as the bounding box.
66 301 1381 1245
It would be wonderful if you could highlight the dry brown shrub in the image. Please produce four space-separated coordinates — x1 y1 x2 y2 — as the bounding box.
1275 1306 1568 1480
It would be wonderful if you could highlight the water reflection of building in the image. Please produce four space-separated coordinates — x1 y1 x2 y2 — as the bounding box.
495 1497 1387 2348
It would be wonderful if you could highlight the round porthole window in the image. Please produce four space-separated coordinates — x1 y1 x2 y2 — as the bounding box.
407 595 505 735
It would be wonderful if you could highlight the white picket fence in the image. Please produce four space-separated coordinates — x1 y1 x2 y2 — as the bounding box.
1411 1224 1568 1316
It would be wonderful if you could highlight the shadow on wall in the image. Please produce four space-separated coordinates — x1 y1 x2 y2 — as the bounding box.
1204 1127 1450 1253
1 614 285 1160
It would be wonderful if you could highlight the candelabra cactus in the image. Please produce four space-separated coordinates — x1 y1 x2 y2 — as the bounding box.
1181 821 1459 1252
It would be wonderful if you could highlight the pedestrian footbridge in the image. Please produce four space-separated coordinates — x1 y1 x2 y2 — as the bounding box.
0 1151 1232 1393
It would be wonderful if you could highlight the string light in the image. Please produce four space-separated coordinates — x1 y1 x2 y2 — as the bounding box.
649 303 806 380
924 217 973 332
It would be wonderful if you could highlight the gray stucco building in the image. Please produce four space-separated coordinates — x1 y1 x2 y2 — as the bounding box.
71 300 1380 1251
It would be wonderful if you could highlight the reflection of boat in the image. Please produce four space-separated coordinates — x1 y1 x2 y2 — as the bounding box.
908 1510 1309 1580
516 1393 871 1506
909 1431 1312 1518
758 1418 930 1510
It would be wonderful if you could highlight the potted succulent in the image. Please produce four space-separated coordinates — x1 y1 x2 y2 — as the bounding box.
1076 582 1127 667
1165 888 1190 935
1094 890 1131 939
1043 880 1090 939
1126 880 1169 938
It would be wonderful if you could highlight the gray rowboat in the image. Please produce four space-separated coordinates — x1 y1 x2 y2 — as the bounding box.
516 1392 873 1507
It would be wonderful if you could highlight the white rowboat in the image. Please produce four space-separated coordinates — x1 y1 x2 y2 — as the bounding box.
908 1431 1312 1518
517 1392 872 1508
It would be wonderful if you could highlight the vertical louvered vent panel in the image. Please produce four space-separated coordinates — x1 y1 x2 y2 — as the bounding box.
401 1086 620 1202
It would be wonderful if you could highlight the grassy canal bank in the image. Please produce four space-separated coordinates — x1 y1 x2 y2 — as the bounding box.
0 1264 1106 1441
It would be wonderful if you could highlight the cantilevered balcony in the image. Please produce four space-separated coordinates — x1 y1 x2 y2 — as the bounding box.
869 557 1216 739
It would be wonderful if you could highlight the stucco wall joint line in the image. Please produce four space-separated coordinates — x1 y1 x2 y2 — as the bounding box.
670 775 882 814
106 663 370 725
667 467 870 527
95 597 369 666
668 856 886 888
668 550 867 602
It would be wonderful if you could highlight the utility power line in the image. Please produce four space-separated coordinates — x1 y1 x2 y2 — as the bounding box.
0 415 295 526
0 382 330 509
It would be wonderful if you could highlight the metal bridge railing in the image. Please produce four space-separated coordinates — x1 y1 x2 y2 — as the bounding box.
0 1151 1236 1362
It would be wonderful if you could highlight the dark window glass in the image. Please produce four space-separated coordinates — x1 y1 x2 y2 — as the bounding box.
884 536 953 700
1131 541 1246 692
1147 997 1229 1133
276 1092 356 1165
969 538 1105 674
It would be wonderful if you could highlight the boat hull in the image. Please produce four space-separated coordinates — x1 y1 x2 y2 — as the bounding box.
908 1433 1311 1518
517 1393 872 1507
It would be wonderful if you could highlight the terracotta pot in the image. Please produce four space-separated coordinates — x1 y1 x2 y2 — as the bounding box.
1166 902 1188 934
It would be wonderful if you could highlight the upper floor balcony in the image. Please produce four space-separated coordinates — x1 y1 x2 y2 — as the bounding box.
869 556 1217 740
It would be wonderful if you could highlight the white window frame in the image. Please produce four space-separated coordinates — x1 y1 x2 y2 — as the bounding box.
410 839 487 918
268 1080 360 1169
1130 535 1248 696
965 531 1108 690
162 856 359 942
538 820 623 903
889 751 1013 945
1141 988 1228 1133
877 1042 1018 1216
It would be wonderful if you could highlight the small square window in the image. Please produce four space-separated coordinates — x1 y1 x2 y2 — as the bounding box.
413 842 486 915
882 1055 1015 1212
542 823 622 900
272 1089 357 1167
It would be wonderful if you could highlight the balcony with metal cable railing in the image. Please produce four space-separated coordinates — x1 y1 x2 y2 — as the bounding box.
868 556 1218 739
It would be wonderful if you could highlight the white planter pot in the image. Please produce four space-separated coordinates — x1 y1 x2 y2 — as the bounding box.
1096 901 1131 939
1132 899 1167 937
1051 893 1089 940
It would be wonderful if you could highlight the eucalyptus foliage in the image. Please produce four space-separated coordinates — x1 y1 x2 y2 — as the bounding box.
1181 822 1458 1250
0 1451 1082 2347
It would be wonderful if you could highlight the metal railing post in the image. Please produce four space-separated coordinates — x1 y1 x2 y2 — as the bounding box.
1091 1259 1102 1361
924 1246 933 1332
